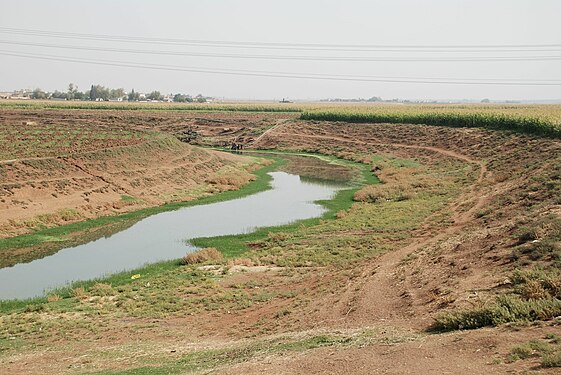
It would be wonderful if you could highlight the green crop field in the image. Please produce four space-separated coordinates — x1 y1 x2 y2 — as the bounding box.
300 104 561 138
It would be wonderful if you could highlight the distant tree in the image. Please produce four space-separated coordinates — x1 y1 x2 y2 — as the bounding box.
367 96 383 102
51 90 68 100
67 83 78 100
481 98 491 103
109 88 125 100
89 85 97 100
195 94 206 103
31 88 47 99
88 85 110 101
128 89 140 101
73 91 86 100
147 91 163 101
97 85 110 101
173 93 187 102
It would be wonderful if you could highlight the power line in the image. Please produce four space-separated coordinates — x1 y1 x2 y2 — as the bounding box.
2 40 561 62
1 27 560 52
2 50 560 86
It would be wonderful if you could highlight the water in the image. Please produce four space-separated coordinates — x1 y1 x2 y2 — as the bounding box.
0 172 345 300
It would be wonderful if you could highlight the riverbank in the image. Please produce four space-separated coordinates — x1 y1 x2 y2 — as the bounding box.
0 151 274 268
0 152 368 308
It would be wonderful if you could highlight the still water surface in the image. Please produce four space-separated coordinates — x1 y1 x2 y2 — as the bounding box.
0 172 344 300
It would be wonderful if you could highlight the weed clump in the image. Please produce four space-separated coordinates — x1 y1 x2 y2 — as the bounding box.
431 295 561 331
206 168 255 190
517 227 538 244
504 335 561 368
226 258 255 267
90 283 116 297
512 267 561 299
47 294 62 302
354 183 415 203
542 352 561 368
182 247 223 265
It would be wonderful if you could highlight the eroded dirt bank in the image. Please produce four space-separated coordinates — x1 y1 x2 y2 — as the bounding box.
0 109 262 239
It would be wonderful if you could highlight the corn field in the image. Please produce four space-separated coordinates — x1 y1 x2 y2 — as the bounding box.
300 104 561 138
3 100 561 138
0 100 302 113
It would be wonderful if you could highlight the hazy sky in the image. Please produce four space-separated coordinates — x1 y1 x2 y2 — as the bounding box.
1 0 560 100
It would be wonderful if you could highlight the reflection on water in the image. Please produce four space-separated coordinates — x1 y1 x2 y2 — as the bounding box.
0 172 345 300
299 175 350 187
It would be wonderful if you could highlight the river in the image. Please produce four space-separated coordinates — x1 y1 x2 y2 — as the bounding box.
0 171 345 300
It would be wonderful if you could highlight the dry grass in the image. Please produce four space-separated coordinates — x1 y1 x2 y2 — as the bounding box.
353 165 424 203
182 247 224 265
227 257 256 267
46 294 62 302
89 283 116 297
71 287 87 299
206 168 256 190
354 183 416 203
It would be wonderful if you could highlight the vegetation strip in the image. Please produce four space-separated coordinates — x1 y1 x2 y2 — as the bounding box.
92 330 401 375
0 100 302 113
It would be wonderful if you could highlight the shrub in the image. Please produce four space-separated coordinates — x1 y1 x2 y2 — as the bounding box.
354 183 415 203
517 227 538 244
90 283 116 296
512 268 561 299
431 295 561 331
182 247 223 265
47 294 62 302
542 352 561 367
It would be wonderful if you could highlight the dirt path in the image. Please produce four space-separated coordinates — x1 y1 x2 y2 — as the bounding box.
252 119 290 145
254 128 490 329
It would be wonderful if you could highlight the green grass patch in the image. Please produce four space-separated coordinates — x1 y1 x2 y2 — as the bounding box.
0 259 181 314
505 335 561 368
120 195 138 203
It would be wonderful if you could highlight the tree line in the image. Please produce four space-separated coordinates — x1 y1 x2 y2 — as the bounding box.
28 83 208 103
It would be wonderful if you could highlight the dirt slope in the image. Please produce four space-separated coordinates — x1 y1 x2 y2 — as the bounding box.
0 110 257 238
